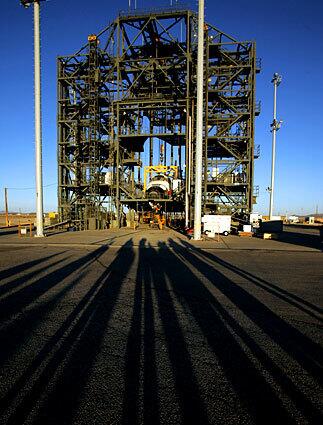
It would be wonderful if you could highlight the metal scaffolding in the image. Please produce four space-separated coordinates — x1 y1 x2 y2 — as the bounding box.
204 25 261 217
57 7 260 230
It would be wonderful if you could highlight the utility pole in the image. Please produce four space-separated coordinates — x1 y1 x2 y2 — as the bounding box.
269 73 282 220
4 188 9 227
193 0 204 240
20 1 45 237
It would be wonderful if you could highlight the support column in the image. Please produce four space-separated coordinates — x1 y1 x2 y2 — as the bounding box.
193 0 204 240
34 1 44 237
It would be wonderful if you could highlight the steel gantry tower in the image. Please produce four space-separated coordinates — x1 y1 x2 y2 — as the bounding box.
57 7 260 230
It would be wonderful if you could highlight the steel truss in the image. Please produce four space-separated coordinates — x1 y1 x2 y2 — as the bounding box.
57 8 260 230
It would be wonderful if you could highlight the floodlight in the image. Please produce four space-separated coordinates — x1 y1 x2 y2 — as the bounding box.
20 0 46 8
271 72 282 86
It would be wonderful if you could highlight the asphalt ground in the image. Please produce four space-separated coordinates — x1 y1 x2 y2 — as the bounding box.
0 229 322 424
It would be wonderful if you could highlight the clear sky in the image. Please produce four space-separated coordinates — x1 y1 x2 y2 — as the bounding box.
0 0 322 215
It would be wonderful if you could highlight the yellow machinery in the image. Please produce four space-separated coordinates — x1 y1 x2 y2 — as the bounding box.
143 165 178 194
140 207 166 230
151 209 166 230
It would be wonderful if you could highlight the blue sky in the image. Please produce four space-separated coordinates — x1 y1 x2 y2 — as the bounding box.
0 0 322 214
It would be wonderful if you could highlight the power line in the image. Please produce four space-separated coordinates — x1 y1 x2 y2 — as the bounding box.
4 183 56 191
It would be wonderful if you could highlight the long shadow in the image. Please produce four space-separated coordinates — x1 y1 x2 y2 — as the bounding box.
142 243 160 425
0 257 68 318
165 239 323 423
92 230 140 246
149 241 209 424
0 250 99 321
0 229 18 236
280 227 322 251
0 267 89 414
121 239 160 425
180 240 322 321
0 252 61 283
171 240 323 383
44 229 69 237
2 240 135 425
122 238 209 424
0 255 67 299
121 238 143 425
0 246 109 369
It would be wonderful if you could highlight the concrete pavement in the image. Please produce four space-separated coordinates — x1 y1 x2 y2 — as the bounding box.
0 228 322 424
0 226 321 252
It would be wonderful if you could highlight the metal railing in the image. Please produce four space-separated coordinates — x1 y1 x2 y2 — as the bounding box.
119 4 191 18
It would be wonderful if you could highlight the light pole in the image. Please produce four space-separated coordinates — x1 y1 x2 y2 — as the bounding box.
268 73 282 220
20 0 45 237
193 0 204 240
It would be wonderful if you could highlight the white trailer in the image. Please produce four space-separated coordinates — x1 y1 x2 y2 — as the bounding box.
249 212 262 226
202 215 231 237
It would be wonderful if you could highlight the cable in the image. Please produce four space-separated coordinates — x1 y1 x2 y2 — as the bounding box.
4 183 56 190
